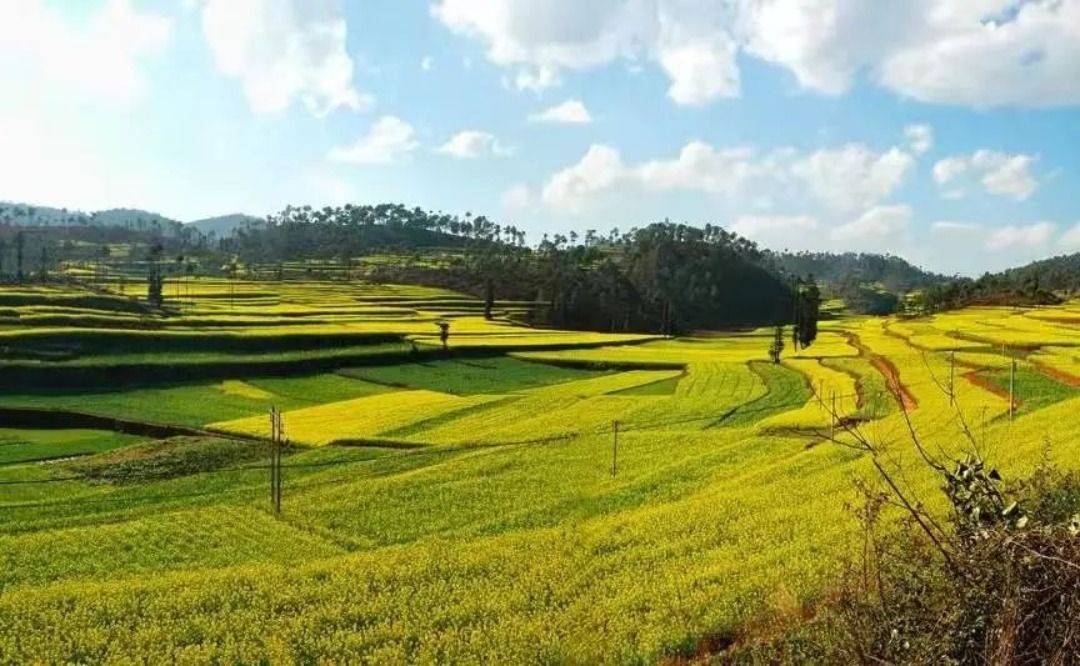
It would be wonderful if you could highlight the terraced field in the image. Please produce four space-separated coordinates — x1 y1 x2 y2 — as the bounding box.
0 281 1077 663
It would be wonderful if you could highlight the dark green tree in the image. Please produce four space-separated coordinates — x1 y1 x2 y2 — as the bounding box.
795 276 820 349
437 320 450 352
768 326 785 364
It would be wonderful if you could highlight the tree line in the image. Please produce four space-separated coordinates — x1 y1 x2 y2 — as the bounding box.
10 199 1079 329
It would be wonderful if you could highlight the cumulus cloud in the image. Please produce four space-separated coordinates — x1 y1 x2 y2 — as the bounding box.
540 136 917 214
791 145 915 212
879 1 1080 108
199 0 370 117
637 143 762 197
433 0 740 104
540 142 763 212
541 144 626 212
327 116 418 164
737 0 911 95
433 0 1080 108
528 100 593 124
436 130 512 159
656 28 740 105
421 55 434 71
0 0 172 107
830 205 912 246
985 222 1056 251
933 150 1039 200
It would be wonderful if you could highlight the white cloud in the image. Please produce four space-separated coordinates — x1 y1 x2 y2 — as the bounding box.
327 116 419 165
880 1 1080 107
432 0 740 105
421 55 434 71
657 30 740 105
904 124 934 155
0 0 172 107
977 153 1039 200
436 130 512 159
792 145 915 212
541 144 626 213
985 222 1056 251
539 138 917 215
932 156 968 185
933 150 1038 200
636 142 761 197
737 0 910 95
528 100 593 124
434 0 1080 109
830 205 912 246
1061 223 1080 251
540 142 769 212
199 0 370 117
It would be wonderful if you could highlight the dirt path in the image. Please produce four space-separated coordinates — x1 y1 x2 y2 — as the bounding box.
842 332 918 411
1030 359 1080 389
962 370 1017 405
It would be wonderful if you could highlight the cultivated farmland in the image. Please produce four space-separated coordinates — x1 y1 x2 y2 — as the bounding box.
1 280 1078 663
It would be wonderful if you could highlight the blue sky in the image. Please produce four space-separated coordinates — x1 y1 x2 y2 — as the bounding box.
1 1 1079 275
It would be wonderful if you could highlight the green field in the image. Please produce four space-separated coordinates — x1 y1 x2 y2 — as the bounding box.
1 281 1078 662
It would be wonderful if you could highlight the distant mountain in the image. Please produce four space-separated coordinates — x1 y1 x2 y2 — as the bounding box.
0 202 183 235
0 202 266 238
770 251 948 292
186 214 264 237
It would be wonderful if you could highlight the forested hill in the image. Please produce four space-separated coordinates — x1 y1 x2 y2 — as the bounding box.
9 196 1080 321
186 214 265 238
222 204 473 261
915 251 1080 312
995 253 1080 293
771 251 946 291
0 202 184 234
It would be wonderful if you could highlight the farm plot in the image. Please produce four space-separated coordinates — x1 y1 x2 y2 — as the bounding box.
209 390 506 446
0 373 392 428
1 279 1078 664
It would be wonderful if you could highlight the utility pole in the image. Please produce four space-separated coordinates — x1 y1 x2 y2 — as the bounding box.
611 420 619 477
1009 359 1017 421
830 391 836 440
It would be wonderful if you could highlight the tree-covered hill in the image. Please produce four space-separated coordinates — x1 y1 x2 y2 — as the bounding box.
186 214 265 238
996 252 1080 294
915 252 1080 312
6 197 1079 322
770 251 947 292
